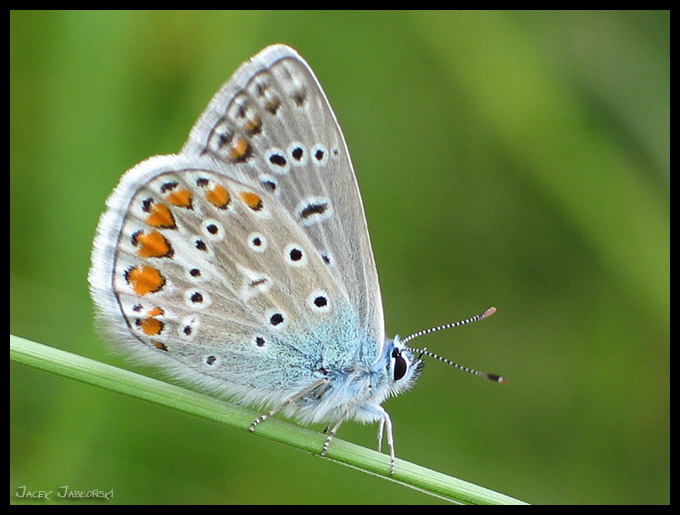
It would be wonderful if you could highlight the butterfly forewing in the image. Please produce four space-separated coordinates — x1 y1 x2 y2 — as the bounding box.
182 45 385 351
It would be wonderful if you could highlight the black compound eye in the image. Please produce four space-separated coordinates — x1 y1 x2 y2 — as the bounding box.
392 348 407 381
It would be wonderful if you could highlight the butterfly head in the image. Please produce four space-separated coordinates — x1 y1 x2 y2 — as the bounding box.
380 336 424 397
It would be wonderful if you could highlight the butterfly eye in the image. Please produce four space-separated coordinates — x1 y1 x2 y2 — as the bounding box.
391 348 408 382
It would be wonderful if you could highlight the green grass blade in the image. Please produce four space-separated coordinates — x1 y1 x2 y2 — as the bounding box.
10 334 528 504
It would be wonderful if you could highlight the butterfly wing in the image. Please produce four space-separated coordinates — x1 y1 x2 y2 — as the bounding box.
89 153 363 414
89 45 386 421
181 44 385 354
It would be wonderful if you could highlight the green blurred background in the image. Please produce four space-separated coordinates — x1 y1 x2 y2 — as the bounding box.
10 10 669 504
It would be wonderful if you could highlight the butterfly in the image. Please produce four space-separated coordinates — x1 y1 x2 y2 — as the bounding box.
88 44 502 475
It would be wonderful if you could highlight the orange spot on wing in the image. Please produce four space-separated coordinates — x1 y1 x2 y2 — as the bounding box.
265 97 281 114
244 115 261 135
138 317 163 336
240 191 263 211
133 230 172 258
146 306 164 317
205 184 230 209
126 265 165 296
145 202 176 229
228 137 250 161
165 188 192 208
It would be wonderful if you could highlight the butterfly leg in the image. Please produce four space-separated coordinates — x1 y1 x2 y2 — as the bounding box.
364 405 396 475
249 377 329 432
320 386 372 459
373 407 395 475
377 417 385 453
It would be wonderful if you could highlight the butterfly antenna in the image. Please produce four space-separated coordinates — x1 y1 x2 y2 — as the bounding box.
402 307 504 383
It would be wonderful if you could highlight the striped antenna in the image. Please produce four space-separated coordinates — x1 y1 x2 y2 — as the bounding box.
402 307 505 383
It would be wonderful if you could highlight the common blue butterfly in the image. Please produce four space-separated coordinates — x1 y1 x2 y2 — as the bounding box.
89 44 502 475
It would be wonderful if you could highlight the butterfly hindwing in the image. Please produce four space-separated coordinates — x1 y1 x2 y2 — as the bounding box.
90 154 362 409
